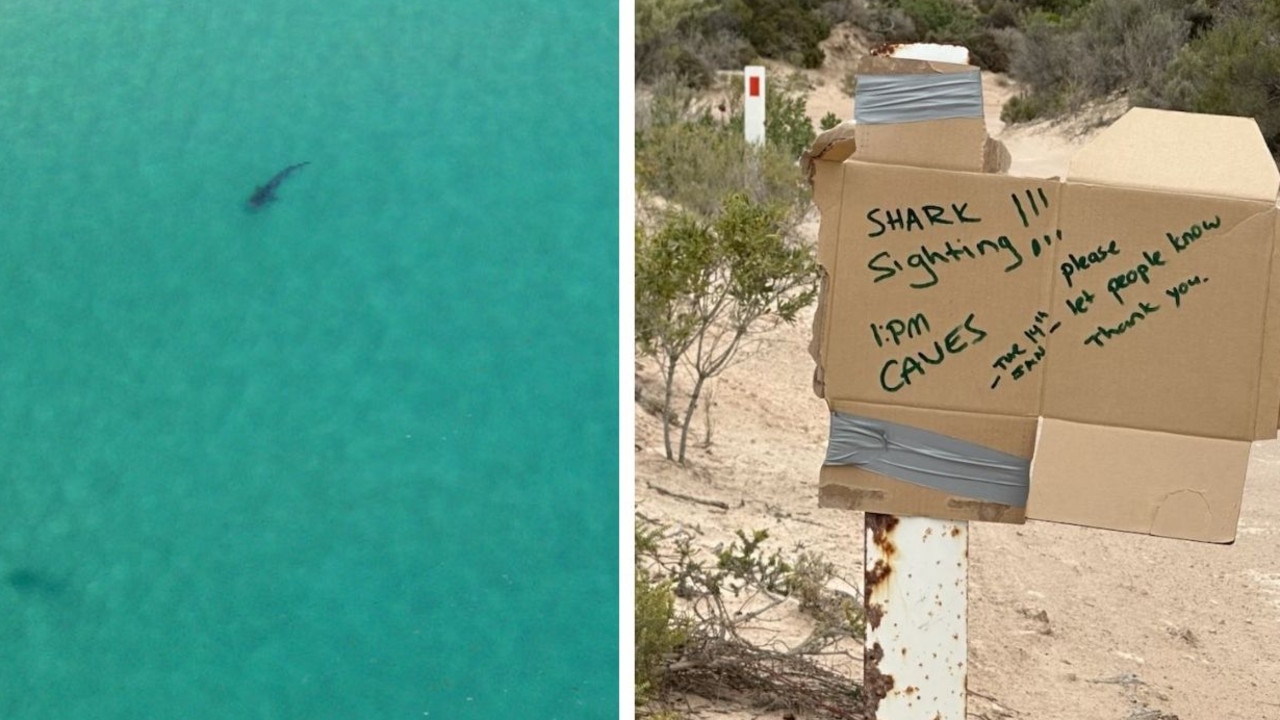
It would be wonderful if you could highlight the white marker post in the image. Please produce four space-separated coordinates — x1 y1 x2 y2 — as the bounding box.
860 43 972 720
743 65 766 147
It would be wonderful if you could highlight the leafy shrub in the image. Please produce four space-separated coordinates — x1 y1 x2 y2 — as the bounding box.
1009 12 1077 94
637 117 809 220
1001 92 1049 124
633 520 866 711
1144 13 1280 153
983 0 1021 29
636 0 714 85
817 0 875 26
897 0 979 40
635 195 818 464
636 525 689 702
1008 0 1189 119
965 28 1012 72
1073 0 1188 98
755 74 819 158
738 0 832 68
819 111 842 130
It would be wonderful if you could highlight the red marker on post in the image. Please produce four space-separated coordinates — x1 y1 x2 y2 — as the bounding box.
743 65 765 147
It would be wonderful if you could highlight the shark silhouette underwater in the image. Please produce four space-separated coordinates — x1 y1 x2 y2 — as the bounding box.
246 161 310 211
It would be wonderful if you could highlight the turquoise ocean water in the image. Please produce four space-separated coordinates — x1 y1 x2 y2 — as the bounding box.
0 2 618 718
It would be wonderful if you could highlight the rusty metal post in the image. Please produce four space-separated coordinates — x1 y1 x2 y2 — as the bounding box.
854 40 973 720
865 514 968 718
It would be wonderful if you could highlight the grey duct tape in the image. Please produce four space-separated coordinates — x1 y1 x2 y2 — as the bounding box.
853 72 984 125
824 412 1030 507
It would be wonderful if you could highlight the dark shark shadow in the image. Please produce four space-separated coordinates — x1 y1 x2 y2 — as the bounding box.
246 161 310 211
5 567 69 598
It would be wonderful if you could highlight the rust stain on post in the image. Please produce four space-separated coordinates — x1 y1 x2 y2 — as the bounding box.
866 601 884 631
864 641 895 714
867 513 899 548
870 42 908 57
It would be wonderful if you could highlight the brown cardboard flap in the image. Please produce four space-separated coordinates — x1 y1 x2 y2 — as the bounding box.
984 137 1011 174
801 123 857 185
1028 418 1248 542
1265 207 1280 437
1040 185 1275 441
820 464 1026 524
1067 108 1280 202
853 118 988 171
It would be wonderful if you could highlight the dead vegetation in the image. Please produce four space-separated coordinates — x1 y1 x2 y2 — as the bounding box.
636 519 867 719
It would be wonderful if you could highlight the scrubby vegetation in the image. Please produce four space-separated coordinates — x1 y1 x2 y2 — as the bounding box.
994 0 1280 152
635 520 866 718
637 0 1280 154
635 75 820 466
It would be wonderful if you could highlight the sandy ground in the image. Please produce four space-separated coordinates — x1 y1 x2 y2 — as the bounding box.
635 30 1280 720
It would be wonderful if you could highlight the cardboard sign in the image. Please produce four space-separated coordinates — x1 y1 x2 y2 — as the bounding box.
807 63 1280 542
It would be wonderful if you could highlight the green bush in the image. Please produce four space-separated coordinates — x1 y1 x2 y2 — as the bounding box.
635 195 818 463
636 0 714 85
636 567 686 700
637 0 838 78
965 28 1012 72
819 111 842 130
738 0 832 68
1001 92 1050 124
1073 0 1188 98
1145 13 1280 153
759 75 819 158
983 0 1021 29
1009 12 1076 94
897 0 979 40
637 76 812 220
632 521 866 710
636 526 689 702
1008 0 1189 118
637 118 809 220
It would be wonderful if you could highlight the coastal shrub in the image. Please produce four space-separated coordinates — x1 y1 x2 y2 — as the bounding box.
634 520 866 712
637 117 809 220
636 524 688 703
898 0 980 40
965 27 1013 71
1001 92 1049 124
636 0 715 85
635 195 818 464
1006 0 1189 121
1144 12 1280 152
738 0 832 68
637 76 812 220
638 0 839 80
1072 0 1188 99
729 73 818 158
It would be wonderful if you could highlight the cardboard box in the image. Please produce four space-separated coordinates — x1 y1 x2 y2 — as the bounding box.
1028 108 1280 542
808 62 1280 542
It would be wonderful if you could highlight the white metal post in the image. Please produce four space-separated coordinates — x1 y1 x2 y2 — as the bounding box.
743 65 766 147
864 514 968 718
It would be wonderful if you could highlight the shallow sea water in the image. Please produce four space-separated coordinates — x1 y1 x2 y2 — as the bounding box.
0 2 618 717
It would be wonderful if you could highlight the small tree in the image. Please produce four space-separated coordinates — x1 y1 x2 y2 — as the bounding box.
636 193 819 464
